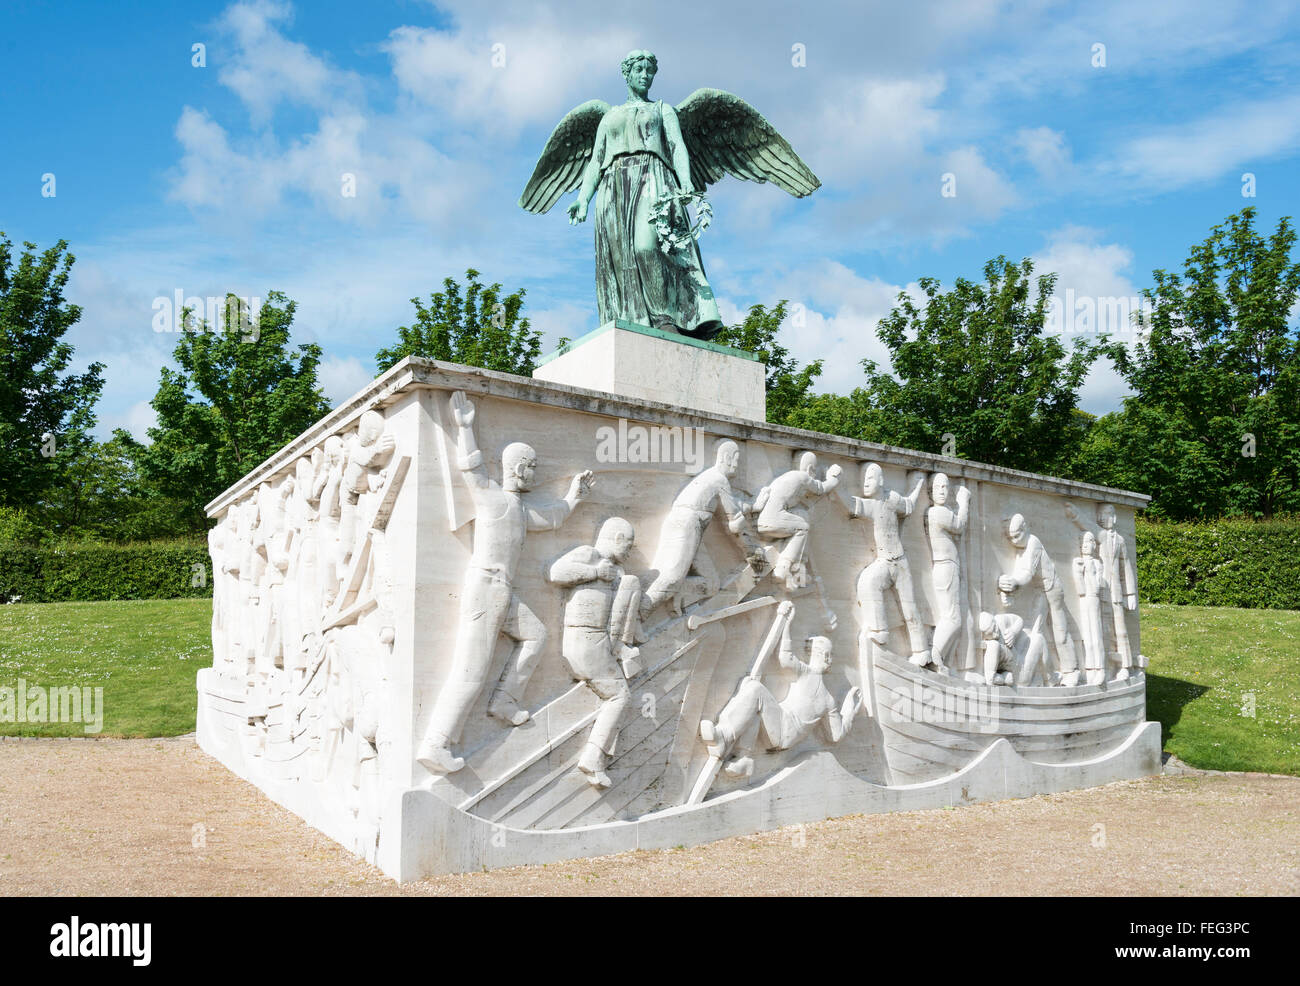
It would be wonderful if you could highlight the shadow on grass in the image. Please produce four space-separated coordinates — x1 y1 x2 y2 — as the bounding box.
1145 673 1209 750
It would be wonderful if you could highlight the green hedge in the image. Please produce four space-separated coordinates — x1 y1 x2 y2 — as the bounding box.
0 541 212 603
3 522 1296 609
1136 517 1300 609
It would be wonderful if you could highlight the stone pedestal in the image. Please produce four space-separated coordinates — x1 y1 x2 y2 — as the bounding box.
532 319 767 421
197 355 1159 882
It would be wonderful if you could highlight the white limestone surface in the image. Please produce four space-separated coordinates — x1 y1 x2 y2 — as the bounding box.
197 356 1158 881
531 320 767 420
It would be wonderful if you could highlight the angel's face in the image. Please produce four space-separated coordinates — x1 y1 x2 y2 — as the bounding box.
625 58 655 97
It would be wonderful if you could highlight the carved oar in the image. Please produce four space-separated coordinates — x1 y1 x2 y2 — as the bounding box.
320 455 410 632
685 602 794 805
686 594 776 631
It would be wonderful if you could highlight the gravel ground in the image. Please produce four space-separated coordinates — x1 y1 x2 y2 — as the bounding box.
1 736 1297 896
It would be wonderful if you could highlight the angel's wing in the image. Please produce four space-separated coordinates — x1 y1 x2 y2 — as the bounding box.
675 88 820 198
518 99 611 214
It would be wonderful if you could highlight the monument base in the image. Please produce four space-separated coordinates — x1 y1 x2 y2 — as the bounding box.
198 356 1157 883
532 319 766 420
379 722 1162 879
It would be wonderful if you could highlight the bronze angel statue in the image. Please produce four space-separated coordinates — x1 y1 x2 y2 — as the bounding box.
519 50 820 340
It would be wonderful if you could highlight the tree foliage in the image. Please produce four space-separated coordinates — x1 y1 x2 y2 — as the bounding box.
789 257 1113 474
712 301 823 426
0 234 104 516
1085 208 1300 518
376 269 541 375
133 291 330 531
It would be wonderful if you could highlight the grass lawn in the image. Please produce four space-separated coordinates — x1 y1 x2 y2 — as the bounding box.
0 598 1297 775
1142 603 1300 776
0 598 211 737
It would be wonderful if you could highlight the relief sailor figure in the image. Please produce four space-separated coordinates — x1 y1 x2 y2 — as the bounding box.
416 391 595 775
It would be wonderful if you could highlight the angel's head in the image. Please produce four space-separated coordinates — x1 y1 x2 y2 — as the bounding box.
621 49 657 97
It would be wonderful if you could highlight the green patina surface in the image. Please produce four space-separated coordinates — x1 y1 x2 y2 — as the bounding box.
519 50 819 342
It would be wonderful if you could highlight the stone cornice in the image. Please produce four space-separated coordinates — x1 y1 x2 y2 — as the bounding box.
205 356 1150 516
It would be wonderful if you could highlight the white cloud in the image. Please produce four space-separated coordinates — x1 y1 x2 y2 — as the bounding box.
1034 225 1142 337
120 401 158 440
1032 226 1141 413
383 19 637 133
170 2 483 229
1112 92 1300 190
954 0 1300 107
718 261 920 396
169 107 284 214
217 0 364 124
1015 126 1072 179
940 145 1018 219
317 355 374 405
168 104 481 227
527 300 597 352
809 75 947 187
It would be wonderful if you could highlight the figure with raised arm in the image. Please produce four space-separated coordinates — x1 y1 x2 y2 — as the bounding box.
699 601 862 780
640 439 760 618
850 464 936 670
753 452 842 588
416 391 594 775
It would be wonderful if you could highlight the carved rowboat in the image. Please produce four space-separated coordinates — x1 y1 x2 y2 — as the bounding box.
871 650 1148 785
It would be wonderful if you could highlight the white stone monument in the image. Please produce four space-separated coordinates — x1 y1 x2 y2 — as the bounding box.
532 319 767 421
197 337 1160 881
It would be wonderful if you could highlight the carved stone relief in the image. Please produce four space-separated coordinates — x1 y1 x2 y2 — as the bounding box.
197 370 1156 879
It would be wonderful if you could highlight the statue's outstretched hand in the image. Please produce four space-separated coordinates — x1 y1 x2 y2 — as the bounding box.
844 686 864 718
568 199 588 224
450 390 475 428
568 470 596 501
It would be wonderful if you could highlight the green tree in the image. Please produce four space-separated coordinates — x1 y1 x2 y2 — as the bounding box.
783 389 886 442
713 301 823 425
40 430 195 542
1091 208 1300 519
135 291 330 531
796 257 1114 474
376 269 541 375
0 234 104 515
0 505 44 544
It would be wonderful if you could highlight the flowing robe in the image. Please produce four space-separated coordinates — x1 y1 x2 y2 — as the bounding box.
592 100 723 338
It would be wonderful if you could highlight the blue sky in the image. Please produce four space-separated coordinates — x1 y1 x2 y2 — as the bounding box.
3 0 1299 440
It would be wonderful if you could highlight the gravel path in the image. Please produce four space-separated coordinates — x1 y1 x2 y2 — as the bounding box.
2 736 1297 896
